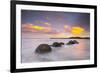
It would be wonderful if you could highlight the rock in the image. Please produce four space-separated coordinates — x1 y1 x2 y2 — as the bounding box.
35 44 52 54
67 40 79 45
52 42 62 47
59 42 64 45
73 40 79 44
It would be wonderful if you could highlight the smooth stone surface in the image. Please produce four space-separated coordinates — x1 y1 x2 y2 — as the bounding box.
52 42 62 47
35 44 52 54
67 40 79 45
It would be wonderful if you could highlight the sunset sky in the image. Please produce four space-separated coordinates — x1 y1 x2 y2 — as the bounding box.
21 10 90 38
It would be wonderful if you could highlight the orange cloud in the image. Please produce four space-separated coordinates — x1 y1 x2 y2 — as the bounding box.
71 27 84 35
22 23 44 33
22 23 33 29
22 23 53 33
22 23 85 38
31 25 44 30
64 25 68 29
22 23 44 30
44 22 51 26
43 27 52 33
64 25 85 36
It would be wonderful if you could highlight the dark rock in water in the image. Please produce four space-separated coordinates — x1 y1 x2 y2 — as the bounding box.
67 40 74 45
67 40 79 45
35 44 52 54
52 42 62 47
60 42 64 45
73 40 79 44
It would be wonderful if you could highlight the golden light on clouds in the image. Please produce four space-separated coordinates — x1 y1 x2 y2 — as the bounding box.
23 23 44 30
64 25 68 29
31 25 44 30
43 27 52 33
49 33 70 38
71 27 84 35
44 22 51 26
22 23 88 38
22 23 53 33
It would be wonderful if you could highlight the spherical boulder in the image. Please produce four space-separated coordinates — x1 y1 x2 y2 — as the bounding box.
35 44 52 54
52 42 62 47
73 40 79 44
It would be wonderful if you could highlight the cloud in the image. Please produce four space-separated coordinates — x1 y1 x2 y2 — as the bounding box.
22 23 87 38
64 25 71 32
44 22 51 26
22 23 38 33
22 23 55 34
34 20 51 26
31 25 44 30
71 27 84 35
64 25 85 35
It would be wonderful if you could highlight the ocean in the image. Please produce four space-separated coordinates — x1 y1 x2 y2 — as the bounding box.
21 39 90 63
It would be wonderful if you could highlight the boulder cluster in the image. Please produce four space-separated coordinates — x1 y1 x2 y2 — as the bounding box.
35 40 79 54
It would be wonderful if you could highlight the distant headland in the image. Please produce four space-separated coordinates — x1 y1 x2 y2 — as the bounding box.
50 37 90 39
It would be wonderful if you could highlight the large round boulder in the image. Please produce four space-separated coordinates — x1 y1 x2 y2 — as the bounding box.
35 44 52 54
52 42 62 47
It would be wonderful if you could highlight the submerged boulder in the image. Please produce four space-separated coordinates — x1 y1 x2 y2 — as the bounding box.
59 42 64 45
35 44 52 54
67 40 79 45
73 40 79 44
52 42 62 47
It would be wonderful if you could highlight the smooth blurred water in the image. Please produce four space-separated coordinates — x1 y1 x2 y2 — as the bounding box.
21 39 90 63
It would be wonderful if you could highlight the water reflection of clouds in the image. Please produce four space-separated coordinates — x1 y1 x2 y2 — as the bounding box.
73 41 89 59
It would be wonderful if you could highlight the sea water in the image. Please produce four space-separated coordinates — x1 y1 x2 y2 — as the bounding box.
21 39 90 63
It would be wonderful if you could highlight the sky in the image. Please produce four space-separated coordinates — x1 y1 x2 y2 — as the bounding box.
21 10 90 38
